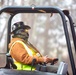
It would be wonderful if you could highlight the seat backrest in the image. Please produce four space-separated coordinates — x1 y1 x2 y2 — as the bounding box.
4 53 17 69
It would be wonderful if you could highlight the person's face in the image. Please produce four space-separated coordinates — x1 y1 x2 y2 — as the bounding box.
21 29 29 38
16 29 29 39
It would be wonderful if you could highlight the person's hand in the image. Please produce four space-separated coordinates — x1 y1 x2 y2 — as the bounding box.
43 55 53 63
43 56 58 64
43 55 48 63
51 58 58 65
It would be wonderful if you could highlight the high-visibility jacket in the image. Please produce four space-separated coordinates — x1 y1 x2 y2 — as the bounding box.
9 40 42 70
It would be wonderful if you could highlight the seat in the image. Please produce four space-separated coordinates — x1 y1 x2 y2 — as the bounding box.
4 53 17 69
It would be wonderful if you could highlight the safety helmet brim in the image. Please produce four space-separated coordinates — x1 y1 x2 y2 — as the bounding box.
11 25 31 34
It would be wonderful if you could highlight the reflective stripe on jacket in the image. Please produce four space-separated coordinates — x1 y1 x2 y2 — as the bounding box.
10 40 41 70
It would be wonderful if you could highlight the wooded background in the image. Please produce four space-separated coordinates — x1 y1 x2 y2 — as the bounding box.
0 0 76 75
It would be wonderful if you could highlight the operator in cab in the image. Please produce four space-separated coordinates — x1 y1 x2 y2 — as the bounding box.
9 21 58 72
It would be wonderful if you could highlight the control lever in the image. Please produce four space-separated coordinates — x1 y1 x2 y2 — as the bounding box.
31 58 36 71
51 58 58 65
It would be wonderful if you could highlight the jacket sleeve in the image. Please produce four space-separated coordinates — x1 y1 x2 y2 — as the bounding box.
10 42 44 64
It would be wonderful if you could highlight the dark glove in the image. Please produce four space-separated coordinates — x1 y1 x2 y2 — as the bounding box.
51 58 58 65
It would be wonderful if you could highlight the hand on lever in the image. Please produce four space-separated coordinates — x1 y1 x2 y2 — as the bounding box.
43 55 58 64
